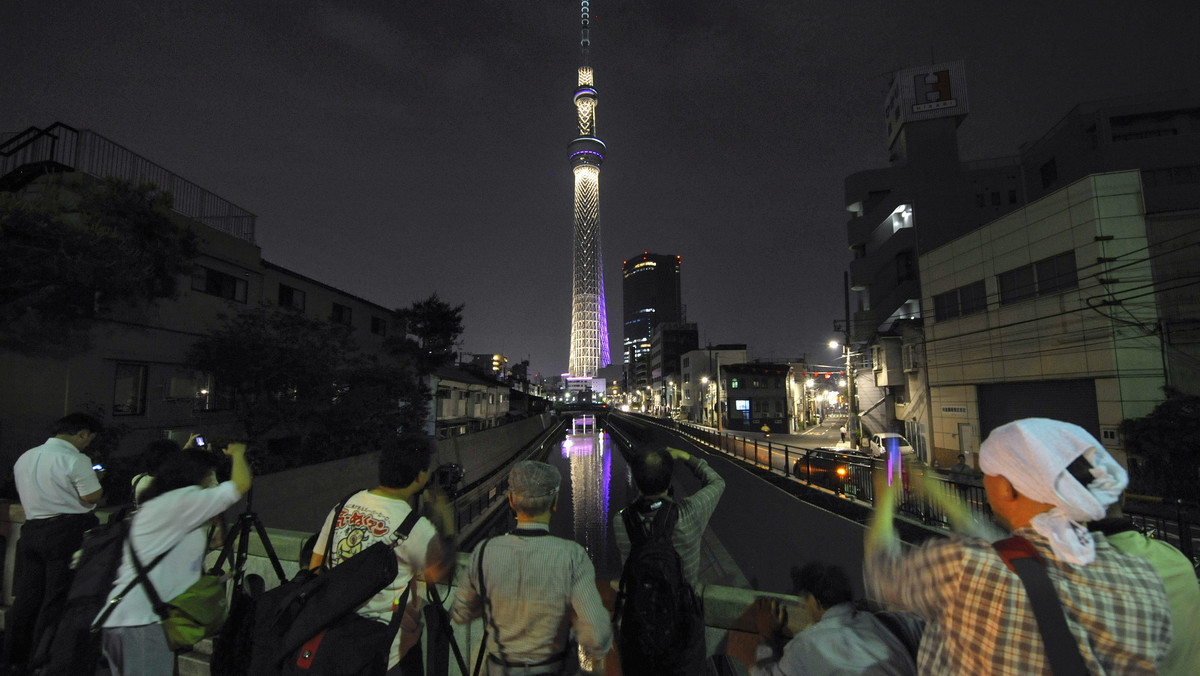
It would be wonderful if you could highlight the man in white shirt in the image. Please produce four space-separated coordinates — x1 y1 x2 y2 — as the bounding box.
4 412 105 674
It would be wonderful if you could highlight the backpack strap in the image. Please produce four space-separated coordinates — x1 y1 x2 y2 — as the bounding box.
390 507 421 544
121 537 175 623
472 537 493 676
622 499 679 548
993 536 1089 676
91 521 172 629
319 490 362 571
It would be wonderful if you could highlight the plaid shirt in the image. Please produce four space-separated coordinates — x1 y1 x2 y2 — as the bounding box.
865 528 1173 674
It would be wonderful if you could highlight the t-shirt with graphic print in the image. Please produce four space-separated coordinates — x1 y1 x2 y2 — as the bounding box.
313 490 438 668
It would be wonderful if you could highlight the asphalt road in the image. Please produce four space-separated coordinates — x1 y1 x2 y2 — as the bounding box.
672 434 872 598
609 413 872 598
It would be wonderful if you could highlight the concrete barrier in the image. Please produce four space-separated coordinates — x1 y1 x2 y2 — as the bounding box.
243 413 556 533
199 528 796 675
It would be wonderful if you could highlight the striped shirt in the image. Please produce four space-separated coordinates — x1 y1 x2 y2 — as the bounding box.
615 454 726 587
451 524 613 664
865 527 1173 674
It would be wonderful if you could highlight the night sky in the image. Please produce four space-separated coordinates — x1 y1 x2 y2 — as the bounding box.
4 1 1198 379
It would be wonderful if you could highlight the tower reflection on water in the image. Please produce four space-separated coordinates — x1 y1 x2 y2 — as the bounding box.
561 414 612 568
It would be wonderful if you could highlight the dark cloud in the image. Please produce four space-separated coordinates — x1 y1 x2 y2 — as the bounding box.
3 0 1198 377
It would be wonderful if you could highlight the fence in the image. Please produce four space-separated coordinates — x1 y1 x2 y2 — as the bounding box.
0 123 256 241
659 417 1198 566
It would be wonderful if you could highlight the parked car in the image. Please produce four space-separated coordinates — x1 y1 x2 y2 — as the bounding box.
792 447 870 498
868 432 915 459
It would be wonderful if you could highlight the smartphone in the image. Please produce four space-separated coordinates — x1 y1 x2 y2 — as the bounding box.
194 435 207 448
92 463 104 471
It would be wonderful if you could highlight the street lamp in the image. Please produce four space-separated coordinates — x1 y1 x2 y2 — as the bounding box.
803 378 814 426
829 340 859 443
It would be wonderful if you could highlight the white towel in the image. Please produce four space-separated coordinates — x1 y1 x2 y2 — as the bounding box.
979 418 1127 565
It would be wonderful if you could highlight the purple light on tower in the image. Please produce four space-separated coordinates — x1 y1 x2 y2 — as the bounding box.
567 0 611 377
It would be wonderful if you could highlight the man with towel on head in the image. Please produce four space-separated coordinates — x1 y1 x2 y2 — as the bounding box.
864 418 1174 674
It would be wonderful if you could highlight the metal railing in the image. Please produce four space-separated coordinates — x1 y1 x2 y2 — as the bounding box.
1 123 256 242
453 417 569 549
651 417 1197 565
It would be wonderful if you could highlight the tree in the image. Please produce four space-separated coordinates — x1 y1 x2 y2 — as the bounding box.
390 293 464 371
0 177 198 354
302 359 427 462
1121 394 1200 501
186 306 432 467
185 306 357 442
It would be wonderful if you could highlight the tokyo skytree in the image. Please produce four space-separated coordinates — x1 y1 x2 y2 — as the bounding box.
567 0 611 378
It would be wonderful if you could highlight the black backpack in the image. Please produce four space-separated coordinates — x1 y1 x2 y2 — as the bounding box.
39 507 146 675
246 491 420 676
615 499 705 676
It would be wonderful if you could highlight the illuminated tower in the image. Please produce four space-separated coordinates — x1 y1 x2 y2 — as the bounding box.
567 0 610 378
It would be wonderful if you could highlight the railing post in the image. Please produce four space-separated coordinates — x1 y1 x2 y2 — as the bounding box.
1177 500 1194 563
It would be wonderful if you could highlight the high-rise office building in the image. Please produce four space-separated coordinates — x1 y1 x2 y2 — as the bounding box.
622 252 682 391
566 0 610 378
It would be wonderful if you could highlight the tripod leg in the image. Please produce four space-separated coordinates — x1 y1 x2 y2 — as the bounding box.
211 516 242 573
248 513 288 584
426 583 470 675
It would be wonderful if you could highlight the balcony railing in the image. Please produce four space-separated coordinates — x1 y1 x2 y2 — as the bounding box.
1 123 256 242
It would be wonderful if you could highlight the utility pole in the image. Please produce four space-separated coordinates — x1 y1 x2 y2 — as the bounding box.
844 271 859 443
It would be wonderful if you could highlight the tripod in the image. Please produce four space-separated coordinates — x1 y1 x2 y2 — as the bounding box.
211 487 288 589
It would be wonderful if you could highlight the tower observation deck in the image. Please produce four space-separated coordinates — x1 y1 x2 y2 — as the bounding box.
567 0 611 378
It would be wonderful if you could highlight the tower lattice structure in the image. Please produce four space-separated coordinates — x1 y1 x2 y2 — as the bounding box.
567 0 610 378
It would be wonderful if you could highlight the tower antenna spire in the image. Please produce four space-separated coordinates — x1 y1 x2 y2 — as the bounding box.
580 0 590 65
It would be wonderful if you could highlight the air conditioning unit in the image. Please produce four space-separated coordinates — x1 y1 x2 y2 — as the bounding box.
166 376 196 400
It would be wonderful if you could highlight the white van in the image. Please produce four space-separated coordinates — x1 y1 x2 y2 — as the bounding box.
868 432 915 459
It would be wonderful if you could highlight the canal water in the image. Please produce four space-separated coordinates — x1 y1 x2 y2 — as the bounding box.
543 414 635 580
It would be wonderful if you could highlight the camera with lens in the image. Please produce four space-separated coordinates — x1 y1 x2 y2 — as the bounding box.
429 463 465 500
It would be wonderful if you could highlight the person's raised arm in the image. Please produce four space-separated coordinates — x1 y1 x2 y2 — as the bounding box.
909 464 1002 541
865 464 900 560
668 447 725 521
669 448 725 491
225 442 252 495
422 489 457 584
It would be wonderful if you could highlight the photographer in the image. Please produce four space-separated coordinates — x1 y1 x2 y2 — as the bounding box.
99 442 252 675
309 434 457 675
5 412 105 674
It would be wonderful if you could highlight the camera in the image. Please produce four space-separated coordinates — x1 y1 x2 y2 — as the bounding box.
194 435 207 448
430 463 465 500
